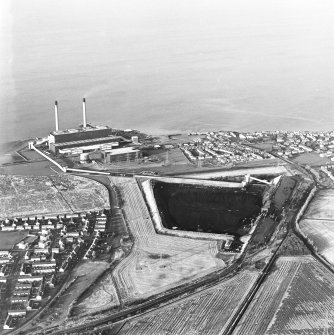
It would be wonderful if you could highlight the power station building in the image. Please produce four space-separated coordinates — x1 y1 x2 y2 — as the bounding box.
104 147 141 163
48 126 124 154
48 99 129 154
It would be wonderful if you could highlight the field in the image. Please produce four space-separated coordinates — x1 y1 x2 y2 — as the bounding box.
50 175 110 212
73 271 120 315
303 189 334 220
291 152 332 167
38 261 112 327
0 231 28 250
117 271 259 335
0 159 61 176
109 177 227 302
300 220 334 264
234 256 334 334
247 142 274 152
300 190 334 265
142 147 190 166
0 174 109 219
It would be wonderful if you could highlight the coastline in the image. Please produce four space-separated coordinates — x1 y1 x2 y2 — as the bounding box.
0 139 29 155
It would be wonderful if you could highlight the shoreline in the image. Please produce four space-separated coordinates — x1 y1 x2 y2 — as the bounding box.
0 139 30 155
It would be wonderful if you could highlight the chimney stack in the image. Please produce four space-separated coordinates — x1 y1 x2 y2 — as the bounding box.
54 101 59 131
82 98 87 128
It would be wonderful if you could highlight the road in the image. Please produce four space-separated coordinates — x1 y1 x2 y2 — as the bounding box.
40 264 239 335
16 161 334 335
34 174 288 334
222 158 334 335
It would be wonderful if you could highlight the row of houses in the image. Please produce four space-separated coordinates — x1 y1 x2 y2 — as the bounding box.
180 131 274 165
3 278 44 329
59 239 83 272
2 211 109 330
94 213 107 232
0 213 93 232
83 233 100 260
270 130 334 159
0 250 13 265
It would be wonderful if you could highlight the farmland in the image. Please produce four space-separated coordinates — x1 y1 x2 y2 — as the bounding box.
299 189 334 265
302 189 334 220
117 271 259 335
0 174 109 219
300 220 334 264
234 256 334 334
109 177 227 302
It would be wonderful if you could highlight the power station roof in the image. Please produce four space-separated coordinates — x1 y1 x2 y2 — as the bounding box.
50 125 110 136
51 135 121 148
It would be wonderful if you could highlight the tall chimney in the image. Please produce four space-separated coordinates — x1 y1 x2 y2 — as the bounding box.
54 100 59 131
82 98 87 128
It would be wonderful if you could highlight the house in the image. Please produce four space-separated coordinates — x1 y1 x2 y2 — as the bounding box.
15 282 32 290
0 257 11 264
34 248 49 255
11 295 29 304
13 288 31 297
16 241 28 250
17 275 43 283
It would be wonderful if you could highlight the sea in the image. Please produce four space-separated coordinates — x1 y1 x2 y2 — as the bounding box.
0 0 334 147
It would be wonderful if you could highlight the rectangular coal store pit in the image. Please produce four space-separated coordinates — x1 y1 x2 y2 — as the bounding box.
152 181 266 236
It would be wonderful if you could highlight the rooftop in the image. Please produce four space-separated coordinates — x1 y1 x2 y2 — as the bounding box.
51 135 121 148
51 125 110 136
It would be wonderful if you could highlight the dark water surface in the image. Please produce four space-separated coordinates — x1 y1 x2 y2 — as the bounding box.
1 0 334 144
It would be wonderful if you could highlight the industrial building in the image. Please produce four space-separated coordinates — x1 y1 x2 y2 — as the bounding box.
47 99 129 154
104 147 141 163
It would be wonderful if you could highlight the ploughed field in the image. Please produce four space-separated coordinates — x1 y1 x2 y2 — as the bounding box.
153 181 264 235
117 270 259 335
234 256 334 335
299 189 334 265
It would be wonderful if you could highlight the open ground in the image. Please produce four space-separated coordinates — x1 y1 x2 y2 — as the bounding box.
0 174 109 219
291 152 333 167
37 261 111 328
303 189 334 220
73 271 120 315
300 220 334 264
300 190 334 265
0 231 28 250
109 177 228 303
117 270 259 335
234 256 334 334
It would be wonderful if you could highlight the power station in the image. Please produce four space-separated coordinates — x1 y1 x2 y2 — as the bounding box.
48 98 123 154
47 99 141 162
